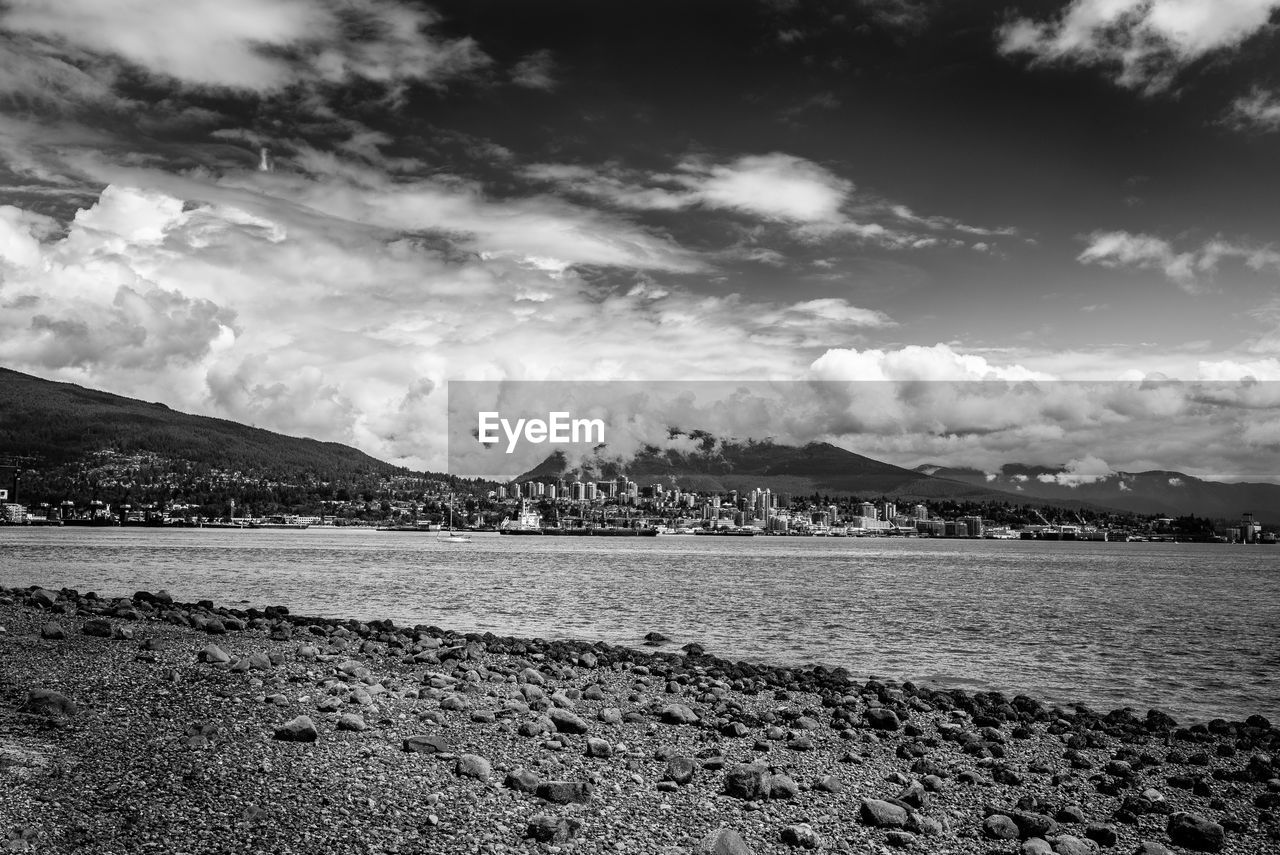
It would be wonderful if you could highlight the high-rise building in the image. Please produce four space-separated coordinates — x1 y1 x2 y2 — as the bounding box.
882 502 897 521
858 502 876 519
585 482 598 501
913 503 928 520
545 484 557 500
571 481 585 501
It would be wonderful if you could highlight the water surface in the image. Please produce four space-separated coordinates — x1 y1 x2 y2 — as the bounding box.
3 528 1277 724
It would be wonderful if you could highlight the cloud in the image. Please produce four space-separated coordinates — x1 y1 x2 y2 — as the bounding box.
1224 87 1280 132
681 154 851 223
526 153 853 224
511 49 556 90
1035 454 1113 487
0 0 488 95
0 179 906 468
1 188 237 371
998 0 1280 94
524 154 1011 251
1078 230 1280 292
1197 358 1280 380
809 343 1053 382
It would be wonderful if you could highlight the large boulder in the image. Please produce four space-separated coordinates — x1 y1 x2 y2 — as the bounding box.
273 715 318 742
82 618 113 638
695 827 754 855
724 764 770 801
536 780 592 804
403 734 451 754
860 799 909 828
199 644 231 664
661 703 699 724
455 754 491 782
549 708 589 734
1167 812 1224 852
865 708 901 730
780 824 823 849
19 689 76 718
525 814 580 843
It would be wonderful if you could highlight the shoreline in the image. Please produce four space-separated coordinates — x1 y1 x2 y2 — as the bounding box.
1 585 1277 854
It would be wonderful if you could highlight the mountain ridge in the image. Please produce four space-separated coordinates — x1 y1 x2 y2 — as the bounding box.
914 462 1276 522
515 435 1110 510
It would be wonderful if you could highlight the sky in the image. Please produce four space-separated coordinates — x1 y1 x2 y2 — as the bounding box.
2 0 1280 477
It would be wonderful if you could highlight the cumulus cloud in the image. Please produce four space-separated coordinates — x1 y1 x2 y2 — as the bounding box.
998 0 1280 94
808 343 1053 382
0 0 488 95
1078 230 1280 292
1224 88 1280 132
1197 358 1280 380
0 179 905 468
448 373 1280 481
1035 454 1114 487
1 188 237 372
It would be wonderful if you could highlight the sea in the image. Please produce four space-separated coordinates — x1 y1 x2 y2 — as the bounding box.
2 527 1278 725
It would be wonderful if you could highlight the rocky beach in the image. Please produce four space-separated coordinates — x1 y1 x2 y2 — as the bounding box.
1 585 1277 855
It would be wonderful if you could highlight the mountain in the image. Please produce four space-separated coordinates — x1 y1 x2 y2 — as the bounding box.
915 463 1276 523
516 435 1101 507
0 367 449 520
0 366 399 479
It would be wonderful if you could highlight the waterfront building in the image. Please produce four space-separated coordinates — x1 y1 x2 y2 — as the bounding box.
858 502 876 518
882 502 897 521
959 515 984 537
913 503 928 520
570 481 585 501
545 484 556 500
585 482 597 501
2 503 27 524
916 519 945 536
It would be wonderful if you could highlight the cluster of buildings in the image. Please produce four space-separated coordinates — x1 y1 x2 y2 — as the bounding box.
492 479 997 537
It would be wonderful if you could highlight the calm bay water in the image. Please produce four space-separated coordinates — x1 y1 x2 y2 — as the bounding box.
2 527 1278 724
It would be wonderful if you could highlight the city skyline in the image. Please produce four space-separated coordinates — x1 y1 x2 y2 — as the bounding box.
2 2 1280 476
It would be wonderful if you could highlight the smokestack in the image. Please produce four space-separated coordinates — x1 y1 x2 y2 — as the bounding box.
258 147 273 173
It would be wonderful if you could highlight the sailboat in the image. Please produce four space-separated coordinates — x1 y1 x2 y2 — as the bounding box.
439 495 471 544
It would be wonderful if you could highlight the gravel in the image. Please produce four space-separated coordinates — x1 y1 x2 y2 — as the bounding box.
1 584 1278 854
